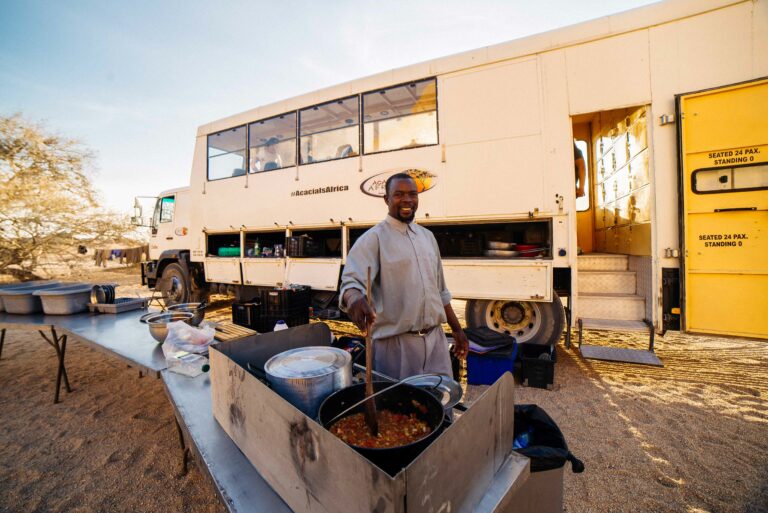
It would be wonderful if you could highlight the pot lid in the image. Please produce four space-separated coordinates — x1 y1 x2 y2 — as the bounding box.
265 346 351 379
406 374 463 410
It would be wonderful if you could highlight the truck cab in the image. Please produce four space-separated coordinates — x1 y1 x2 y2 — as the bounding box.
134 187 204 304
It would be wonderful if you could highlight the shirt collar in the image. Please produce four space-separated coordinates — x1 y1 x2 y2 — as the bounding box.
385 214 415 234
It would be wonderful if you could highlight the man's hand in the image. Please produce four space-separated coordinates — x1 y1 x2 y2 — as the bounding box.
451 328 469 359
576 187 585 198
345 291 376 333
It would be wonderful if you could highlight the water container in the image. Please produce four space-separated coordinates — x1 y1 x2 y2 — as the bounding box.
167 352 210 377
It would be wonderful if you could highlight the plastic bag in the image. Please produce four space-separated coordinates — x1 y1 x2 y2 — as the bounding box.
514 404 585 473
162 320 215 354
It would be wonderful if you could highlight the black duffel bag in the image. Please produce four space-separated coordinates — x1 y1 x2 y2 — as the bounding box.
513 404 585 473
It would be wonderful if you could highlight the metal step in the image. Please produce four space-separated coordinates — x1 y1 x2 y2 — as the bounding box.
579 318 649 331
577 253 628 271
574 318 663 367
580 345 663 366
577 270 636 294
577 293 645 321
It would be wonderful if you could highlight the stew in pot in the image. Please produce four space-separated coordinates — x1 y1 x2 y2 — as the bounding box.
330 409 432 449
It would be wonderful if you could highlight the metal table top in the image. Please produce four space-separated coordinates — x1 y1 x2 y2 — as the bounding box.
161 370 292 513
0 309 167 373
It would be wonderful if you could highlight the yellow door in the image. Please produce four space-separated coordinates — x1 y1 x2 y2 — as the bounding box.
679 78 768 339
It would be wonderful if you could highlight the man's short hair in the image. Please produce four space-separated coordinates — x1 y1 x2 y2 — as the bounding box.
385 172 416 196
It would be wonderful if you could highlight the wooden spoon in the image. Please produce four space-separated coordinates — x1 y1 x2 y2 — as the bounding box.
364 266 379 437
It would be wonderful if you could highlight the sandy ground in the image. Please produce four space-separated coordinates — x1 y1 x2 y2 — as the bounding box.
1 261 766 512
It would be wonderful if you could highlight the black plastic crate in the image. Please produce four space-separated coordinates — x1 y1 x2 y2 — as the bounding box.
519 343 556 390
259 285 312 316
459 237 483 256
232 301 311 333
285 236 320 257
232 301 261 328
233 286 312 333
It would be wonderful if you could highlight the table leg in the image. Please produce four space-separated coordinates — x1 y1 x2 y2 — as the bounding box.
174 415 190 475
0 328 5 360
38 328 72 404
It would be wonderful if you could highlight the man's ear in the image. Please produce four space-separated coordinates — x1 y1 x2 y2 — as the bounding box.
383 194 389 204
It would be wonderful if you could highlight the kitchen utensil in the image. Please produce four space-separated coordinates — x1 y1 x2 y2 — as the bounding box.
515 244 545 257
486 241 516 250
483 249 520 257
263 346 352 418
90 284 116 305
405 374 464 411
167 301 207 326
318 381 445 476
34 284 94 315
0 280 60 313
140 311 165 323
364 267 378 436
147 311 195 343
1 281 63 314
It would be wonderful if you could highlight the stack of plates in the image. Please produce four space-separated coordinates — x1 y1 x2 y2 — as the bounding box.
484 241 518 257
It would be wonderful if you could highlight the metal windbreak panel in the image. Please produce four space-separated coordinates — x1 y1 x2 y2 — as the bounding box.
405 373 517 513
443 260 552 301
679 78 768 339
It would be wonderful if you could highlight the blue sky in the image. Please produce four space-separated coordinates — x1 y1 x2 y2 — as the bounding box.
1 0 657 214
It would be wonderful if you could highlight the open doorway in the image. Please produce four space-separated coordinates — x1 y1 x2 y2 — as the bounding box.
571 107 654 327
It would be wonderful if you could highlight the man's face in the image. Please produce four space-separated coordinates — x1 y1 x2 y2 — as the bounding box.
385 177 418 223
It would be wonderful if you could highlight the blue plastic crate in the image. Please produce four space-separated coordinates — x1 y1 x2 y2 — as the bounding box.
467 342 518 385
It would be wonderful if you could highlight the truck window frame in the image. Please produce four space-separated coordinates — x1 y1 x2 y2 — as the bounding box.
298 95 360 166
207 125 248 181
692 162 768 194
361 77 439 155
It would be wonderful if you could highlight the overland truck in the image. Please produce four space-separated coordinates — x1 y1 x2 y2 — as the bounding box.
135 0 768 345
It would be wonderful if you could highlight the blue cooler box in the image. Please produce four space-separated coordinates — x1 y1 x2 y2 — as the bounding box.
467 342 518 385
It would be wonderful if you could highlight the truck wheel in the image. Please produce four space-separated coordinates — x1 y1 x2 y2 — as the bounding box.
465 293 565 345
161 263 189 306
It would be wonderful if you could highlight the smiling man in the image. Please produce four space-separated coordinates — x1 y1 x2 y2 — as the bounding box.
340 172 469 380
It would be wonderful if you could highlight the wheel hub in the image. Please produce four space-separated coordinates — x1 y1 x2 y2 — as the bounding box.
167 276 183 302
486 300 542 342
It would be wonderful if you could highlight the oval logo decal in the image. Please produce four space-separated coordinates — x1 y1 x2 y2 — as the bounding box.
360 168 437 197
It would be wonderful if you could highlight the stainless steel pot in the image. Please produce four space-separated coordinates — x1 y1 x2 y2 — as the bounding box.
147 311 195 343
264 346 352 419
167 302 206 326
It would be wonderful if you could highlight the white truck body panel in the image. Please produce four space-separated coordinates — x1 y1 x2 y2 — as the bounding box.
150 0 765 333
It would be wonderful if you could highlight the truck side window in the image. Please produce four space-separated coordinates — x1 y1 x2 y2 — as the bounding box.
159 196 175 223
363 78 438 154
208 126 247 180
299 96 359 164
249 112 296 172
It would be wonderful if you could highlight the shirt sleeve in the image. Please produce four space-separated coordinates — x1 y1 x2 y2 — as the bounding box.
339 230 381 312
432 234 452 306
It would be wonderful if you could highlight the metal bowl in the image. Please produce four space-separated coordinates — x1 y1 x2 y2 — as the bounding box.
486 241 516 250
147 311 195 343
167 302 206 326
483 249 519 257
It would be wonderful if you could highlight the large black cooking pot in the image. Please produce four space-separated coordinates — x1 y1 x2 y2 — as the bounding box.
318 381 445 476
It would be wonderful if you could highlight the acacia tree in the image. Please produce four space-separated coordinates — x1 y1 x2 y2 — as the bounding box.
0 114 136 280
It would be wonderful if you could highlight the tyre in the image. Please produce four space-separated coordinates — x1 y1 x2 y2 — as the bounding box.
188 264 210 304
465 292 565 345
160 262 189 306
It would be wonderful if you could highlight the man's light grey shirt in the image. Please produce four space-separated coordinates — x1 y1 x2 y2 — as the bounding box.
340 215 451 340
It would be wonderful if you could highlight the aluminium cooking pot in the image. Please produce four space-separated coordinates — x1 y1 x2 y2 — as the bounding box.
318 381 445 476
167 301 206 326
264 346 352 419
